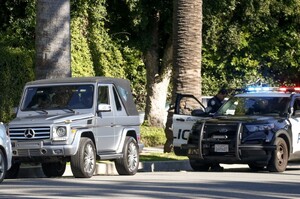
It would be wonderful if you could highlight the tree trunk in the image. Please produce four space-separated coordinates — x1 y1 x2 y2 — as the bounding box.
164 0 203 152
35 0 71 80
144 11 173 128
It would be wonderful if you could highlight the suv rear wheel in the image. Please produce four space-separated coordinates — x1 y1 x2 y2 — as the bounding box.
115 136 139 175
267 137 288 172
71 137 96 178
42 162 66 177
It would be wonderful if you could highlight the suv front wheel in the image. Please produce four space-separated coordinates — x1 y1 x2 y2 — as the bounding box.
115 136 139 175
71 137 96 178
42 161 66 177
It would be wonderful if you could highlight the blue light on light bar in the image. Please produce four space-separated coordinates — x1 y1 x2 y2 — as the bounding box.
246 86 272 92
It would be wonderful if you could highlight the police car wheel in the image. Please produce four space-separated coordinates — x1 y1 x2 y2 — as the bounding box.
248 163 265 171
189 158 210 171
267 137 288 172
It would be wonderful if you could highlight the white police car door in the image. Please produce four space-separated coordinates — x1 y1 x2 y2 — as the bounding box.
172 94 208 155
289 96 300 153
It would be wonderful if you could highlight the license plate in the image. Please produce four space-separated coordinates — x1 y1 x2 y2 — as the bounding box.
14 141 42 149
214 144 228 152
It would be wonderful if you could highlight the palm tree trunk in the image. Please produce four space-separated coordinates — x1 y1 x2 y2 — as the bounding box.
35 0 71 79
164 0 203 152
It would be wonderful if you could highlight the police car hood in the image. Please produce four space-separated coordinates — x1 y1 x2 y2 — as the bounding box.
210 115 280 124
9 112 94 126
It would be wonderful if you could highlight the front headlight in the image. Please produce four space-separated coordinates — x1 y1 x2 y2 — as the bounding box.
245 123 275 132
56 126 67 137
53 126 68 141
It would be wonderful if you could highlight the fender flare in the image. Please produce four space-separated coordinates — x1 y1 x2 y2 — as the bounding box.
70 128 95 155
273 129 292 155
116 128 138 153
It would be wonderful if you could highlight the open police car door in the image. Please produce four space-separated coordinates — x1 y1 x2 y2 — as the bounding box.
289 95 300 155
172 93 209 156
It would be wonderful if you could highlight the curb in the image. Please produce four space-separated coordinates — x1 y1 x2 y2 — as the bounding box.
17 160 191 178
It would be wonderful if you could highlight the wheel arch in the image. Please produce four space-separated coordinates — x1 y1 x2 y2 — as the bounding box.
80 131 96 149
116 128 138 153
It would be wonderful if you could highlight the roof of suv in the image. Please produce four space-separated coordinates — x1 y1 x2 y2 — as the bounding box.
25 76 139 116
26 76 128 86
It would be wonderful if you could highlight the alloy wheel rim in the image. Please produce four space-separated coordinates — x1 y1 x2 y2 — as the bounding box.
84 143 95 173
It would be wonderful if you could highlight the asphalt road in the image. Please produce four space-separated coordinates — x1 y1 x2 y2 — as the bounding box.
1 165 300 199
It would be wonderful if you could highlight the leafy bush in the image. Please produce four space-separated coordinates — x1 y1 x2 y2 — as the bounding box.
140 125 166 147
0 44 35 122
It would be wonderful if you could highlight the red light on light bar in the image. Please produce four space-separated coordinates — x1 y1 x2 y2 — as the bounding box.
294 87 300 91
278 87 287 92
278 87 300 92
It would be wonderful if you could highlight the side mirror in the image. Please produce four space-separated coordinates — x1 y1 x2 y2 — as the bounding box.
97 104 111 112
288 107 294 115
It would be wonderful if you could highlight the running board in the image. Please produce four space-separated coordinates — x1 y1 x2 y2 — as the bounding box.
99 153 123 160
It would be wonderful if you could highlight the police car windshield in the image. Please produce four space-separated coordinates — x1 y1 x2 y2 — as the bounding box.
216 96 290 116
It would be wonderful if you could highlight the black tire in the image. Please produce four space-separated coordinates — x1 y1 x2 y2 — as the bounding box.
248 163 265 171
189 158 210 171
115 136 139 175
5 162 20 179
42 162 66 177
267 137 288 172
71 137 96 178
0 150 7 183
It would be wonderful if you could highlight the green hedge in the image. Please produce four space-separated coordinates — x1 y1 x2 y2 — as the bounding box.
140 125 166 147
0 45 35 123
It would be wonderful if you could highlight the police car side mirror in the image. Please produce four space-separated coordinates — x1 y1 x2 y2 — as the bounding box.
288 107 294 115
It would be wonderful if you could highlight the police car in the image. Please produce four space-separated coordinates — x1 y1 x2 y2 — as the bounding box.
182 85 300 172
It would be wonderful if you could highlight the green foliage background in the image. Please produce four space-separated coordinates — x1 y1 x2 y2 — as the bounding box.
1 0 300 121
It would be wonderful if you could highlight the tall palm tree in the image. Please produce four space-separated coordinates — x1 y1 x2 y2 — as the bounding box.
164 0 203 152
35 0 71 79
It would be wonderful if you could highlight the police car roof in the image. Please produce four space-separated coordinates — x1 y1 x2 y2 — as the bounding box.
235 92 293 98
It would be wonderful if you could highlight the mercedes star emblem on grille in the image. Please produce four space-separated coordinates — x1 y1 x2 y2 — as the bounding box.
24 128 35 138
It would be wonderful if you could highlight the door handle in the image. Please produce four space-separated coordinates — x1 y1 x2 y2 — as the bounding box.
176 118 185 121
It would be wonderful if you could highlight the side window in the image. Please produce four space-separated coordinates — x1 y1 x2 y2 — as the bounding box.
113 87 122 111
177 96 205 116
98 86 109 104
293 98 300 115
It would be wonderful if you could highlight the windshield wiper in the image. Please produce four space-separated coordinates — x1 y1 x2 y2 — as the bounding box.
34 109 48 114
60 106 75 113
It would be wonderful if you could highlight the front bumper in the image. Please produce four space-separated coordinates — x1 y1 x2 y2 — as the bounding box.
182 143 276 164
12 141 77 157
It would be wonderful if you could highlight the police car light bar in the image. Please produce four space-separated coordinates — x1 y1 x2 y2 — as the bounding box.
247 86 272 92
245 86 275 92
